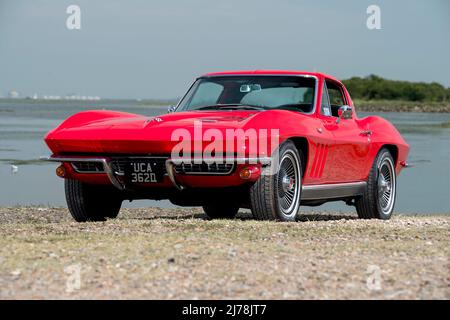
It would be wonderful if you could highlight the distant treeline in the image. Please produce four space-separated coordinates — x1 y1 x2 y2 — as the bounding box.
342 75 450 102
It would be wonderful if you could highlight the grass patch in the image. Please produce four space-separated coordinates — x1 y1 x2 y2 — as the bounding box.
0 207 448 299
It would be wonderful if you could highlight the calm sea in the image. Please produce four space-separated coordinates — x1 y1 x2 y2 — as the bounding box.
1 99 449 214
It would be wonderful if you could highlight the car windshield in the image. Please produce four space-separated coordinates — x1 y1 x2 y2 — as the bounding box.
177 75 316 113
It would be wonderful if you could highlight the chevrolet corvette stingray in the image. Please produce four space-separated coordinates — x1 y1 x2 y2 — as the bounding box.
43 70 410 222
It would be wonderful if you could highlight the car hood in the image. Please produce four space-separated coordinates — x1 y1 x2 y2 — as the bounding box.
45 109 263 154
111 110 257 128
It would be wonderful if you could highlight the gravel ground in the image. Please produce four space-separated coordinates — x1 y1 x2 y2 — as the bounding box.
0 207 448 300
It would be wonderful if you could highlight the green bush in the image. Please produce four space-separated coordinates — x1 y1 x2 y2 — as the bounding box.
342 75 449 102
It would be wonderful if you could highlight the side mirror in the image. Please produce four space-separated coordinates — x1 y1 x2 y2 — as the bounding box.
337 105 353 120
167 105 176 113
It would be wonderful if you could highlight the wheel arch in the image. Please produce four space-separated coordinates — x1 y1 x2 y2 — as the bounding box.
380 144 398 165
287 137 309 174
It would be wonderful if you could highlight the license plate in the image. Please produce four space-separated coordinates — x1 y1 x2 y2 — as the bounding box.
125 160 164 184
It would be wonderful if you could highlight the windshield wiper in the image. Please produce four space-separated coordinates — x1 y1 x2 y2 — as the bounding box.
196 104 266 111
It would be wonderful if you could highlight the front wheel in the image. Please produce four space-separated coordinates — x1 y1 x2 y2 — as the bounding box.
356 148 397 219
65 179 122 222
249 140 303 221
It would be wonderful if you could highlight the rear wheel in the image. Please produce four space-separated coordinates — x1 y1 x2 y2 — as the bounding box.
202 204 239 219
249 140 302 221
356 148 396 219
65 179 122 222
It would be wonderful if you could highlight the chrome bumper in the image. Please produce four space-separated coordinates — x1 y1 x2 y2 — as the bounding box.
41 155 271 191
40 155 125 190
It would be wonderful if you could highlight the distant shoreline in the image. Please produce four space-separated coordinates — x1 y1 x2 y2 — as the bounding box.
354 99 450 113
1 97 450 113
0 97 177 106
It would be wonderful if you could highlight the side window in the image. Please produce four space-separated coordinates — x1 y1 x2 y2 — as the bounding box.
325 80 346 117
320 83 332 116
326 81 345 107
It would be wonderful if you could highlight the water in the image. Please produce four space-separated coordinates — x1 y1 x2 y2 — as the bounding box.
0 100 449 214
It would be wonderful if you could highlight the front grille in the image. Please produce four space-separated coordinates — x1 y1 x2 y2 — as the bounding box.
71 161 105 173
174 162 234 175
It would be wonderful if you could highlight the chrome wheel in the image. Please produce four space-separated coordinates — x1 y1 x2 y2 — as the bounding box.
277 150 301 217
377 157 396 215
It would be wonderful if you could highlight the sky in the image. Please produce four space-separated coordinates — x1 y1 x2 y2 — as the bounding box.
0 0 449 99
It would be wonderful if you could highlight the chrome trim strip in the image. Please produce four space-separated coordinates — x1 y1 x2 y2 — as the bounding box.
103 161 126 191
165 160 184 190
301 182 366 200
41 155 106 163
174 77 198 111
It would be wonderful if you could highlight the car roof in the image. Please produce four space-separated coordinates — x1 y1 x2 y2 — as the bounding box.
202 70 340 82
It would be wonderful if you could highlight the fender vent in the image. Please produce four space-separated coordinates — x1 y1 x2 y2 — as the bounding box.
309 144 328 178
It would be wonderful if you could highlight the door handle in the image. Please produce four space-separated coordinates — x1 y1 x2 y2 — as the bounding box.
360 130 372 136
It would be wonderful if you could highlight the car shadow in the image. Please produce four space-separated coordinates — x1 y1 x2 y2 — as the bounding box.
233 212 357 221
128 211 358 222
295 213 358 222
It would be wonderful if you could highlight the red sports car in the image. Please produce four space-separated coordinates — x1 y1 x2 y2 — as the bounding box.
43 70 409 222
